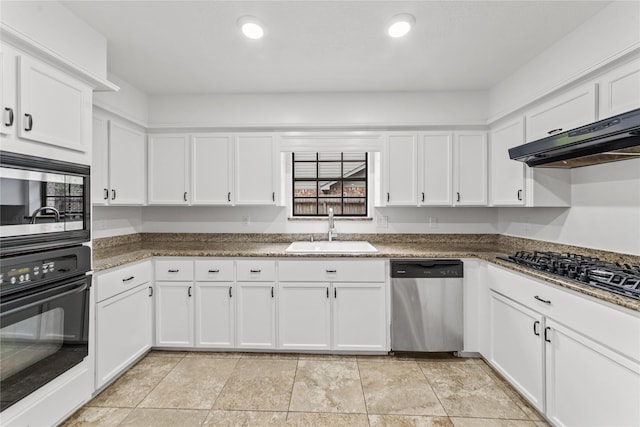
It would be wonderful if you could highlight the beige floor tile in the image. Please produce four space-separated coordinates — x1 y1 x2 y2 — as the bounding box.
240 352 300 360
369 415 454 427
213 358 298 411
147 350 188 358
297 353 357 361
184 351 244 359
286 411 369 426
139 356 239 409
59 407 132 427
88 356 182 407
420 362 528 419
450 418 540 427
289 360 366 413
359 360 446 416
119 408 208 427
475 360 544 421
203 410 288 426
357 354 416 362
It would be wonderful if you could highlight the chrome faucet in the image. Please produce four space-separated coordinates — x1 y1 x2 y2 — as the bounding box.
30 206 61 224
328 208 338 242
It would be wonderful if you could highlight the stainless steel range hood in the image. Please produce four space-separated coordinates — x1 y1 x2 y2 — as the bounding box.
508 108 640 168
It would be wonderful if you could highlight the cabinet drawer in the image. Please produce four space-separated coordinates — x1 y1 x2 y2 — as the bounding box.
155 259 194 281
96 261 151 302
236 259 276 281
279 259 385 282
195 259 234 282
488 264 640 363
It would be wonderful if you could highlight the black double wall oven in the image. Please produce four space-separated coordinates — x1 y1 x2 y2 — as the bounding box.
0 151 91 411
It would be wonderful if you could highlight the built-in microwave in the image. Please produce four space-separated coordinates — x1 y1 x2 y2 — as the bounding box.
0 151 90 256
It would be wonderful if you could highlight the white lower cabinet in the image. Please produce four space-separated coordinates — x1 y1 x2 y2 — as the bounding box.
333 282 386 351
94 261 153 389
487 264 640 426
155 282 194 347
195 283 235 348
236 282 276 349
278 282 331 350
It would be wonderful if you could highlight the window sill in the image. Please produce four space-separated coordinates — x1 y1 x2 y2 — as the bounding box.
287 216 373 221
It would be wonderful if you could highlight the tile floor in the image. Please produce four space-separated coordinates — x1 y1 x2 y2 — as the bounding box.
62 352 549 427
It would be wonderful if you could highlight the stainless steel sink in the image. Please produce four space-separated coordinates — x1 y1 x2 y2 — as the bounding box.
285 241 378 254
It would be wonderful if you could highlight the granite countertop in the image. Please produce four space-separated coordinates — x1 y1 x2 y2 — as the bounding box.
92 233 640 313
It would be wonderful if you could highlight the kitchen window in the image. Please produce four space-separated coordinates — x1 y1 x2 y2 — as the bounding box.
292 152 368 216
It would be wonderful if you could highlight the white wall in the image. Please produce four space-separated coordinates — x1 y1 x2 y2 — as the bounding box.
140 206 498 235
92 207 143 239
499 158 640 256
148 91 488 129
488 0 640 121
0 1 108 79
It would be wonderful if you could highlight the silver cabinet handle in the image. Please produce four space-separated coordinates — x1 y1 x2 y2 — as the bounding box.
188 286 192 297
533 320 540 336
421 192 425 202
104 188 109 200
272 192 275 202
334 288 337 298
149 286 153 297
183 192 188 202
228 192 231 202
387 192 390 202
229 286 233 298
271 286 274 298
250 269 261 273
517 189 523 201
5 107 14 126
456 192 461 202
168 269 180 273
208 269 220 273
547 128 563 135
111 189 116 200
534 295 551 305
24 113 33 131
122 276 135 282
325 269 337 273
326 287 329 298
544 326 552 343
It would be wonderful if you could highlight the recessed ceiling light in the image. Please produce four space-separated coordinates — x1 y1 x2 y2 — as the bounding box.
387 13 415 38
237 16 265 40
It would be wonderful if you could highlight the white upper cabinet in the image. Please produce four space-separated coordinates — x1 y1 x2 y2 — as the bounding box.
235 134 276 205
598 58 640 119
92 116 147 205
148 134 189 205
454 132 487 206
191 134 233 205
0 46 17 137
419 132 453 206
525 83 597 142
489 118 525 206
109 121 147 205
17 55 92 152
385 133 418 206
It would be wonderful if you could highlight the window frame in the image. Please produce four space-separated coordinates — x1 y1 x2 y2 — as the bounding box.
291 152 368 217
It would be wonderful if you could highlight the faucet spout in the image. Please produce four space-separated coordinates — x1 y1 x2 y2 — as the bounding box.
328 208 337 242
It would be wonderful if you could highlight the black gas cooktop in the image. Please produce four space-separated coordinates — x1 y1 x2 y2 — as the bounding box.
498 251 640 301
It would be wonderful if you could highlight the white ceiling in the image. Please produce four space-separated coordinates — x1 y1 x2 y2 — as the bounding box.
62 1 611 95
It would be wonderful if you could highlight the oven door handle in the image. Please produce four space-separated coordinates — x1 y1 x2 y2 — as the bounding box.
1 281 88 317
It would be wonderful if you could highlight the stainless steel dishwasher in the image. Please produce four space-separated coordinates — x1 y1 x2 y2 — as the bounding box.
391 259 463 352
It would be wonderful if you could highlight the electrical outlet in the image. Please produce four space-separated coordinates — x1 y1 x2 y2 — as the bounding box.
242 216 250 226
429 216 438 229
377 215 388 228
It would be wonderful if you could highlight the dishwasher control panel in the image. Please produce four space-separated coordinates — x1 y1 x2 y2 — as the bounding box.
390 259 463 278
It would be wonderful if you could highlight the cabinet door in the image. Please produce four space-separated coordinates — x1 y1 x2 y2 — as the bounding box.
599 58 640 119
419 132 453 206
195 283 235 348
191 134 233 205
96 283 153 388
148 135 189 204
92 116 110 205
109 121 147 205
526 83 597 142
488 291 544 412
17 55 91 152
333 282 386 351
235 134 276 205
385 133 418 206
155 281 194 347
489 119 525 206
278 282 331 350
0 46 17 137
236 282 276 349
545 319 640 427
454 132 487 206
